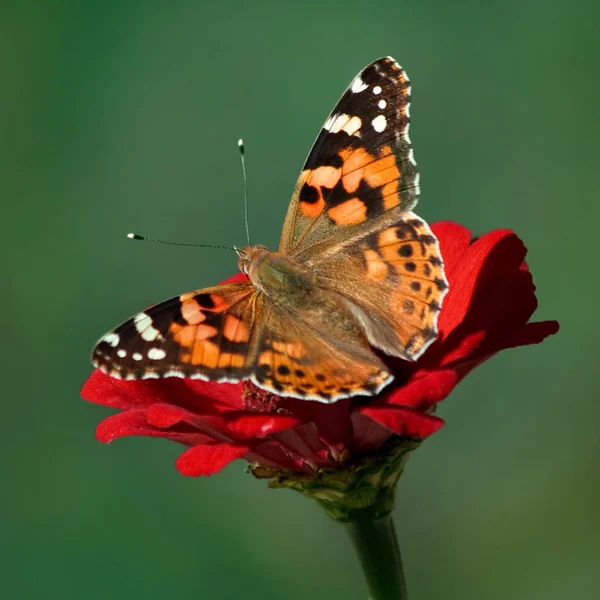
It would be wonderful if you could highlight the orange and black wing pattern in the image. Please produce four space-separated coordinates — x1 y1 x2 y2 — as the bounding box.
92 281 259 382
314 217 448 361
280 57 418 255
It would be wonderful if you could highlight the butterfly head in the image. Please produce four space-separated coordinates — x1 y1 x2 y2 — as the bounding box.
236 244 268 275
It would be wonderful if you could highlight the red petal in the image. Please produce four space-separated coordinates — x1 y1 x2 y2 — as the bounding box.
351 412 394 453
81 370 145 410
225 413 301 437
175 443 249 476
145 403 193 428
436 270 538 367
279 397 353 459
145 403 300 441
96 410 211 446
360 406 445 438
450 319 560 378
437 229 526 338
496 319 560 349
145 403 241 444
221 272 248 284
380 369 459 409
272 423 331 468
184 380 245 410
246 439 313 473
81 370 235 414
431 222 472 281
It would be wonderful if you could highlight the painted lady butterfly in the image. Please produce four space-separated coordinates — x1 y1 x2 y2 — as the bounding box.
93 57 448 403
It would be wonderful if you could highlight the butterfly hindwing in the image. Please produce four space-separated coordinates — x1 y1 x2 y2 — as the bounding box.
313 214 448 360
93 282 259 381
251 302 392 402
280 57 418 256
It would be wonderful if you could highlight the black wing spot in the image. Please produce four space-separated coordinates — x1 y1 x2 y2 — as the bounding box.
405 334 418 354
404 262 416 272
194 293 216 309
410 281 421 292
419 234 436 245
256 363 272 380
422 325 435 340
299 184 319 204
398 244 413 257
433 277 448 291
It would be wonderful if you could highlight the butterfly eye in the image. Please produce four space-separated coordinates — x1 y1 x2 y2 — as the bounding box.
241 258 250 274
235 247 251 274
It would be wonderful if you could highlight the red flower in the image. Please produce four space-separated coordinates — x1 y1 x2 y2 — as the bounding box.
81 222 559 477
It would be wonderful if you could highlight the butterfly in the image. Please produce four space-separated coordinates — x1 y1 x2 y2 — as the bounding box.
92 57 448 403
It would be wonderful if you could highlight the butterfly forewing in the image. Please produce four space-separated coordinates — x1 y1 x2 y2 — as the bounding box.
276 56 447 362
93 282 259 382
280 57 418 256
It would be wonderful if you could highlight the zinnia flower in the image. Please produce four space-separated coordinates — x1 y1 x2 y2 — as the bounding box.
82 221 558 598
82 221 557 501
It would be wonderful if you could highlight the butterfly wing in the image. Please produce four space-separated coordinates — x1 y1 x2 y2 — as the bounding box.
279 56 419 257
313 219 448 361
279 56 447 361
92 281 260 382
251 301 392 403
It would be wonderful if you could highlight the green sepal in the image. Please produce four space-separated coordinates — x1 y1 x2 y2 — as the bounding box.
250 437 420 522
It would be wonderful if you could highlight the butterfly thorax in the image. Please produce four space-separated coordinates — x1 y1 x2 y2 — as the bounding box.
239 245 313 300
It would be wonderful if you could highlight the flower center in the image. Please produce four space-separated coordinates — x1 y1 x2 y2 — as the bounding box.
243 381 286 413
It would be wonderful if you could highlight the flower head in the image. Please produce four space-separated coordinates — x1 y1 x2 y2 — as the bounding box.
82 222 558 516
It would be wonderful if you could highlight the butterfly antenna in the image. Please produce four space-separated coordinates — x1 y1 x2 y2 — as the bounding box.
126 233 235 251
238 139 252 246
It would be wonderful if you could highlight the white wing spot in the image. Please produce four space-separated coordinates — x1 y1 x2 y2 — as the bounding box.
378 99 387 109
141 326 160 342
117 349 127 358
132 352 143 361
102 333 120 347
325 113 362 136
408 148 417 166
351 76 368 93
134 312 161 341
341 115 362 136
134 313 151 328
142 372 160 379
164 370 185 379
324 114 337 131
148 348 167 360
373 86 382 95
372 115 387 132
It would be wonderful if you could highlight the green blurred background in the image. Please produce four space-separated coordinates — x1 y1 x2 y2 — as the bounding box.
3 1 598 598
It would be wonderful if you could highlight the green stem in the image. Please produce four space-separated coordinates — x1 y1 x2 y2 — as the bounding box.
345 516 408 600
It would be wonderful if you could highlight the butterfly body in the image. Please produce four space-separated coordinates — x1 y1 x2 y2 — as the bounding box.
240 245 313 299
92 57 449 403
